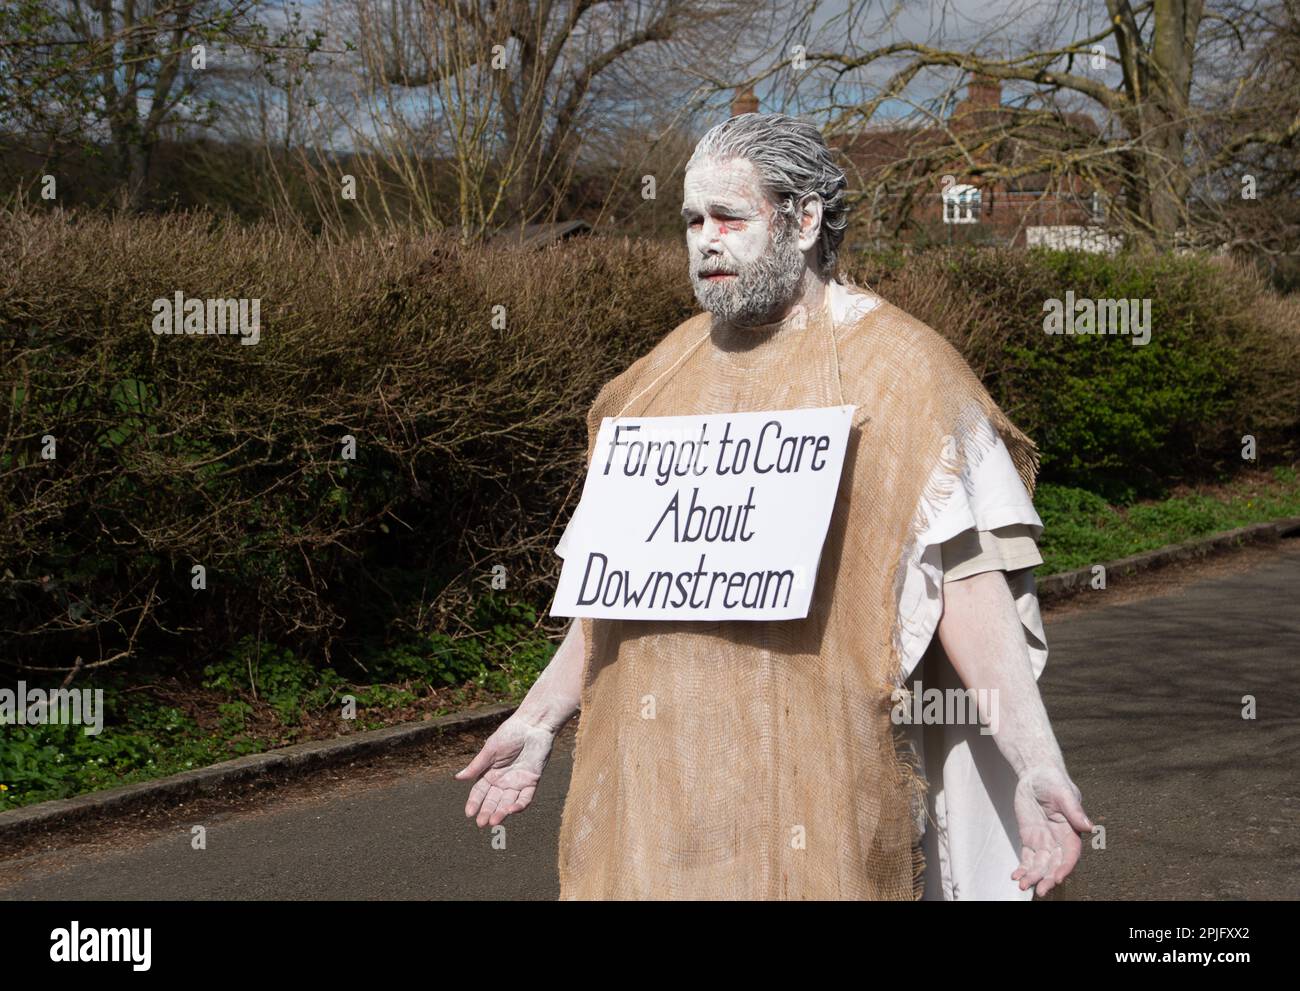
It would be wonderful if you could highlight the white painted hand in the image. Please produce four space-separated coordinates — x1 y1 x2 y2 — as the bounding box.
454 716 557 828
1012 762 1093 897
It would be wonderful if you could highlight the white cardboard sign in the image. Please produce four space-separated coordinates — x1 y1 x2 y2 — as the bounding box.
550 405 855 621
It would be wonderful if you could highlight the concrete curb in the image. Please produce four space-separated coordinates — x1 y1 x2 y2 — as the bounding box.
3 515 1298 841
0 702 516 842
1037 515 1300 601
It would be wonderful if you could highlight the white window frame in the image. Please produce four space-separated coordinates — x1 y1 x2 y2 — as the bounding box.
942 183 981 224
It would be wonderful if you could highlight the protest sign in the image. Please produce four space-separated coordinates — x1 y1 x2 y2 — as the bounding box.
551 405 855 621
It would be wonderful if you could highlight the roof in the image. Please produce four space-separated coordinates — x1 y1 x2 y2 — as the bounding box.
491 220 592 248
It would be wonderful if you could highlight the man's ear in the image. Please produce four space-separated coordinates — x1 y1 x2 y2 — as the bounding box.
796 193 823 253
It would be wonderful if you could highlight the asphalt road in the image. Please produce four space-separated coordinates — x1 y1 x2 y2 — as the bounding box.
3 546 1298 900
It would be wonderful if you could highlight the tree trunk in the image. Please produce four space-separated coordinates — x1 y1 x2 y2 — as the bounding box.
1132 0 1204 247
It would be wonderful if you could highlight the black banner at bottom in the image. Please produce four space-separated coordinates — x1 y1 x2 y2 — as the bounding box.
0 898 1283 978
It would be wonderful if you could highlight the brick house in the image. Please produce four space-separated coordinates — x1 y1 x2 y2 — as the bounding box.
729 79 1116 251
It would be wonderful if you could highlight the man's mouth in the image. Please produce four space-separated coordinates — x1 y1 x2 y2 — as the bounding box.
701 271 736 281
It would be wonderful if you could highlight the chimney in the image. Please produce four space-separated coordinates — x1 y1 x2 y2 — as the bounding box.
967 74 1001 107
730 85 759 117
952 73 1002 124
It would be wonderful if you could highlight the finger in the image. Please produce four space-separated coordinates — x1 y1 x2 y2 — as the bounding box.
454 743 498 782
1037 843 1067 897
1061 795 1093 834
1034 847 1064 897
464 775 492 817
1013 842 1036 881
477 784 506 828
489 787 521 826
510 783 537 813
1051 831 1083 884
1019 846 1052 892
1013 845 1036 888
1032 844 1056 882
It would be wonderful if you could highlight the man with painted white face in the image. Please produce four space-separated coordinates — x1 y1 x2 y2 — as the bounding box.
457 112 1092 900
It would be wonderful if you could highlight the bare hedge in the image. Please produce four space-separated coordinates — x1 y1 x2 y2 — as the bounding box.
2 208 1296 673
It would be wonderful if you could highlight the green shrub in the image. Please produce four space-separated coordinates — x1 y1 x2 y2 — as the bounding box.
848 247 1300 499
203 638 345 726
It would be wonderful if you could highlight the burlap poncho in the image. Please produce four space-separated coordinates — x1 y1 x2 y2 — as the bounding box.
556 285 1038 899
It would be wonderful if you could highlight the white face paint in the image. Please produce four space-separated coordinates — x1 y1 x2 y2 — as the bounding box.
682 157 776 271
682 156 807 326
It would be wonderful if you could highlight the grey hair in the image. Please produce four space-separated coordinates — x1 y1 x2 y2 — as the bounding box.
686 112 849 278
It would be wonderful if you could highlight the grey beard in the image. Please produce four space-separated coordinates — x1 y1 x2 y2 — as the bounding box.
691 219 807 327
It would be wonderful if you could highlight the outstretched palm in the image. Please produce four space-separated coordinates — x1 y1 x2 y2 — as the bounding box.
455 717 557 828
1012 763 1092 897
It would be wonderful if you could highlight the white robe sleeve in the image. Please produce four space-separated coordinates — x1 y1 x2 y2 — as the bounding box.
894 417 1048 901
896 425 1046 683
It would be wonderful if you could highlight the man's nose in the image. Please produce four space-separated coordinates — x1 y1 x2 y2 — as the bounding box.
698 218 729 250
